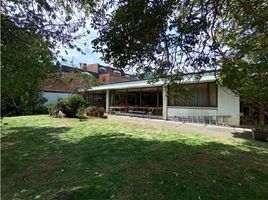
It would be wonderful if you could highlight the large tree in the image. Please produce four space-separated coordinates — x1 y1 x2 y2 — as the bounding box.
1 15 54 115
1 0 95 115
92 0 268 123
1 0 95 54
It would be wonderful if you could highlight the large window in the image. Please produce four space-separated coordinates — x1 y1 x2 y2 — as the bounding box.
127 89 140 106
168 82 217 107
110 90 127 106
110 87 162 107
141 87 162 107
85 91 106 108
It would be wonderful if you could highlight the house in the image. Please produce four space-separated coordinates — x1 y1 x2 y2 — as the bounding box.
41 63 137 105
83 71 240 126
80 63 137 84
41 64 96 105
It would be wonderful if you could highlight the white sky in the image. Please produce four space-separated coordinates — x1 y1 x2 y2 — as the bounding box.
57 27 136 74
58 26 107 67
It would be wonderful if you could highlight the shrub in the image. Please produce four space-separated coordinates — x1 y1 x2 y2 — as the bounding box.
47 104 59 117
1 91 48 116
55 98 68 115
77 107 87 121
67 95 85 117
54 95 85 118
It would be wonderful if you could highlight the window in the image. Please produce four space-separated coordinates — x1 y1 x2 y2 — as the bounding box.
127 91 140 106
110 90 127 106
168 82 217 107
110 87 163 107
85 91 106 108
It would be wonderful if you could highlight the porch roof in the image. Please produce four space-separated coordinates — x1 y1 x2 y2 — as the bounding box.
85 73 217 92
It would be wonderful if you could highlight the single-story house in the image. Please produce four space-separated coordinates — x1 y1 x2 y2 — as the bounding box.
83 71 240 126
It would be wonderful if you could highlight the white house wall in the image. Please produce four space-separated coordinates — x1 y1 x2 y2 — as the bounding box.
167 107 218 119
217 86 240 126
166 85 240 126
42 91 71 106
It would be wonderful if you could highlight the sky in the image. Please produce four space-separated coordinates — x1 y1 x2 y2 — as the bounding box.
58 28 107 67
57 27 137 74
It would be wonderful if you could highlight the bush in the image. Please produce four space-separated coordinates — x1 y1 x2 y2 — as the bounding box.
77 107 87 121
47 104 58 116
1 91 48 116
55 98 68 115
67 95 85 117
54 95 85 118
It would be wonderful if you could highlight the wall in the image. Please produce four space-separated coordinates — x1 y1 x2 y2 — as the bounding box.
166 85 240 126
42 72 80 93
84 64 99 73
167 107 218 118
99 73 111 84
99 73 134 84
42 91 71 106
217 86 240 126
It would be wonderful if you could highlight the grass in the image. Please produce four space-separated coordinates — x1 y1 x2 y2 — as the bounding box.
1 115 268 200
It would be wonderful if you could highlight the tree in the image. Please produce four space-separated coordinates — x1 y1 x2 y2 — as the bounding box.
68 71 99 94
1 15 53 115
1 0 95 55
1 0 95 115
220 29 268 124
218 0 268 124
92 0 268 123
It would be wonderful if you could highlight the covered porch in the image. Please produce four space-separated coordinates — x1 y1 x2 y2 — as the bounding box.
85 86 165 119
83 72 240 126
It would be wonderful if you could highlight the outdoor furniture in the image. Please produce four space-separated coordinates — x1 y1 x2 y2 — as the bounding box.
109 106 128 115
128 107 147 117
108 106 162 118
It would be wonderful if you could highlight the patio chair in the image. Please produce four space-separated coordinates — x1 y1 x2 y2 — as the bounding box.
128 107 134 117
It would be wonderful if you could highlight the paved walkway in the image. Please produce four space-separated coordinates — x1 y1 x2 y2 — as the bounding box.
108 115 254 139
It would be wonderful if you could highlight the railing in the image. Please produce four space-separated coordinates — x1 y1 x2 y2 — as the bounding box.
171 115 231 126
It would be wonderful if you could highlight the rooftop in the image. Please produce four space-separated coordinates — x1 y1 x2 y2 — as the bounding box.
86 71 218 91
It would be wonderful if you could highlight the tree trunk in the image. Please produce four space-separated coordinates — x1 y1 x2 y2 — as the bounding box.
259 104 265 125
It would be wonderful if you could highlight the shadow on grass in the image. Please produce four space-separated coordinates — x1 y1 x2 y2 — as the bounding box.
230 130 254 140
1 126 268 200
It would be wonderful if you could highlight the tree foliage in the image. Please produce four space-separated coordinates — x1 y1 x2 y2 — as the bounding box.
92 1 267 72
1 15 54 115
1 0 95 116
92 0 268 116
2 0 95 54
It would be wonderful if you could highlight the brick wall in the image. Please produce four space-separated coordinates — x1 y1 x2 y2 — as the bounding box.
99 72 134 84
42 72 82 92
84 64 99 73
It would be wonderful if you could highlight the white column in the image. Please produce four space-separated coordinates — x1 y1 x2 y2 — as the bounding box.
106 90 109 113
162 85 168 120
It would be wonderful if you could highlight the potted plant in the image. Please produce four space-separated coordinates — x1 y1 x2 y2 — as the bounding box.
86 106 93 116
97 107 105 118
92 106 98 117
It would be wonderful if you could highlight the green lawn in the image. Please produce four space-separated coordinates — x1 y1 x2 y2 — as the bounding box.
1 115 268 200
